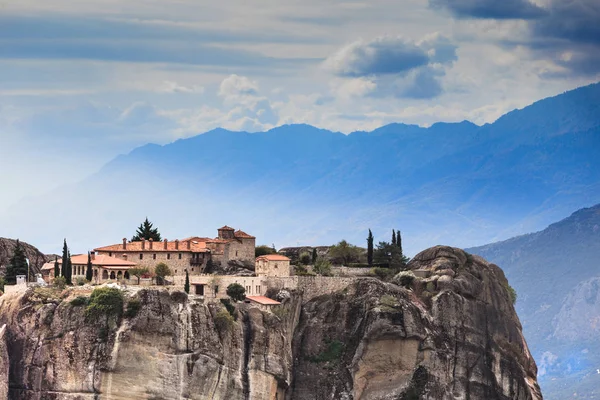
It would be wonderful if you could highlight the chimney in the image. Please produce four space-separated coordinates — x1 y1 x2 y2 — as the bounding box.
149 238 153 250
122 238 127 250
142 239 146 250
175 239 179 250
187 240 191 250
164 238 168 250
90 251 96 261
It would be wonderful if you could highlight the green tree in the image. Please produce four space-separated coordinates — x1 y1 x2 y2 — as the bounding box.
328 240 362 265
61 239 69 278
5 239 28 284
367 229 374 267
0 277 5 292
313 257 332 276
299 252 311 265
374 241 408 269
311 248 318 264
226 283 246 302
131 217 161 242
255 245 277 257
154 262 172 285
129 266 149 285
397 229 403 254
184 269 190 294
53 257 60 280
392 230 397 246
86 252 94 282
65 250 73 285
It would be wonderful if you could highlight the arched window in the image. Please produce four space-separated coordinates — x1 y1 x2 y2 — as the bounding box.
102 270 108 280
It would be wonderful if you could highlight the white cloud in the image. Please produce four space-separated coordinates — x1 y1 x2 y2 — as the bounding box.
157 80 204 94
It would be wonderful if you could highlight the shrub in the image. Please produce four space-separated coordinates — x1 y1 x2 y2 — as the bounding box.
272 306 289 319
124 298 141 318
0 277 5 292
255 245 277 257
226 283 246 302
313 258 332 276
220 298 236 318
295 265 315 276
70 296 88 307
309 339 344 363
53 276 67 289
76 277 87 286
299 252 311 265
507 284 517 305
85 287 124 320
380 294 399 309
371 267 395 281
214 309 234 332
393 271 416 289
154 263 172 285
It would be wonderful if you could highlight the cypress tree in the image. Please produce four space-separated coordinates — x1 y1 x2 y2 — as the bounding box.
184 269 190 294
392 230 397 246
5 239 28 284
397 230 403 255
367 229 374 267
86 252 93 282
61 239 68 278
54 257 60 279
65 250 73 285
311 248 318 264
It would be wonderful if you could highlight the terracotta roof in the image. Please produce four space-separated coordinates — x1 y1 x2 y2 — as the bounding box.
94 240 209 253
256 254 291 262
41 261 58 271
246 296 281 306
58 254 137 267
218 225 235 231
234 230 255 239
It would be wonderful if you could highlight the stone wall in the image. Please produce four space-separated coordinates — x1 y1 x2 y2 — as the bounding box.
265 276 360 302
96 250 207 276
331 266 372 277
256 259 292 277
190 275 268 299
225 238 255 264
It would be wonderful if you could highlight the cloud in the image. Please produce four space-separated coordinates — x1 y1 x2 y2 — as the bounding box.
157 81 204 94
219 74 260 100
429 0 546 19
324 34 458 99
324 36 429 77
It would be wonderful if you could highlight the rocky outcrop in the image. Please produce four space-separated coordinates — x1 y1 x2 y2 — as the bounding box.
0 246 542 399
552 276 600 341
0 238 48 276
0 324 8 400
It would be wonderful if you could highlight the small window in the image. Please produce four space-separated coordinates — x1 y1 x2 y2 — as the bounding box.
235 251 238 257
179 253 182 260
153 254 156 260
167 253 171 260
139 254 143 260
191 268 194 272
274 263 278 268
215 285 219 294
175 269 177 274
256 285 260 293
109 252 112 257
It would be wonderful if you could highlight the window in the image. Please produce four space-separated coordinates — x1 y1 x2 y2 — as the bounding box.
109 252 112 257
175 269 177 274
179 253 182 260
274 263 278 268
167 253 171 260
214 285 219 294
235 251 238 257
256 285 260 293
153 254 156 260
191 268 194 272
139 254 143 260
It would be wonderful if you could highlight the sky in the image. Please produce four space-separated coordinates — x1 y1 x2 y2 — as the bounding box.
1 0 599 210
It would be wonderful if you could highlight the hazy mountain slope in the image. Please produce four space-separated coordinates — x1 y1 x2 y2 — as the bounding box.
2 83 600 254
467 204 600 400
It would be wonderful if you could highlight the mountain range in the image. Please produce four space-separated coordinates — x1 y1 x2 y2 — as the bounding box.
2 83 600 256
468 204 600 399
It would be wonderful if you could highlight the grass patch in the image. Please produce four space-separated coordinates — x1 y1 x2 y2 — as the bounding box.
309 339 345 364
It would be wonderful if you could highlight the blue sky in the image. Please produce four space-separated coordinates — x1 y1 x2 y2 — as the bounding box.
1 0 599 210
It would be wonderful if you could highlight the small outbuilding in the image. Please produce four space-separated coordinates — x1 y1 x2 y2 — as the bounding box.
255 254 291 277
245 295 281 311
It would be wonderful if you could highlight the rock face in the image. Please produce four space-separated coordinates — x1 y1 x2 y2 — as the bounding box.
0 238 48 276
0 246 542 400
0 324 8 400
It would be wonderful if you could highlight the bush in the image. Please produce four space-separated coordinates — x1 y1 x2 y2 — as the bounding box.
70 296 88 307
0 277 5 292
507 284 517 305
76 277 87 286
214 309 234 332
255 245 277 257
85 287 124 320
220 298 236 318
294 265 315 276
309 339 344 363
124 298 141 318
272 306 289 319
299 252 311 265
393 271 416 289
380 294 399 309
53 276 67 289
371 267 395 281
154 263 172 285
313 258 332 276
226 283 246 302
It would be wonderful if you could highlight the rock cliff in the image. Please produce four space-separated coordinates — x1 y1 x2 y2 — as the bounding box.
0 238 48 277
0 324 8 400
0 246 542 400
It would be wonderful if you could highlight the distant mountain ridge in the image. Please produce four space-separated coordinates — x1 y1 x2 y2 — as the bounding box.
1 82 600 255
467 204 600 399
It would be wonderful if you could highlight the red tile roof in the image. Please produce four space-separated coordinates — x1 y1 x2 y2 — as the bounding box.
246 296 281 305
58 254 137 267
234 230 255 239
256 254 291 262
218 225 235 231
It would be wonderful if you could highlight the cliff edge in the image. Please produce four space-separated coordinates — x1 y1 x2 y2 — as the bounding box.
0 246 542 399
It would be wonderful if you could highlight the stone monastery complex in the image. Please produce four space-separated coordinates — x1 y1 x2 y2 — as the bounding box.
39 225 352 304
